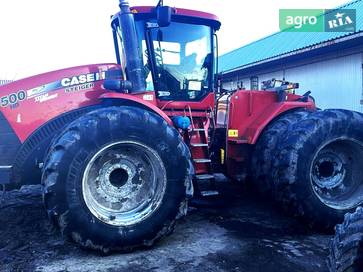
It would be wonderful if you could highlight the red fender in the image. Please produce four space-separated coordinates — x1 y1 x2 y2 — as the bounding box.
227 90 316 144
99 92 173 126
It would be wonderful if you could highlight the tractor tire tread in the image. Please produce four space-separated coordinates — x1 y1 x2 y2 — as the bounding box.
272 109 363 230
42 106 193 253
328 207 363 272
251 109 311 194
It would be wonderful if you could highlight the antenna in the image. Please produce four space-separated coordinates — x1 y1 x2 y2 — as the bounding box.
157 0 164 7
119 0 130 9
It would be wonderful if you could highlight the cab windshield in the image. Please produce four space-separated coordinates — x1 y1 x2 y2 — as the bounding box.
138 21 213 101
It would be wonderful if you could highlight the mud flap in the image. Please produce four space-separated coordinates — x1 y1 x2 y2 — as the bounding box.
0 166 12 185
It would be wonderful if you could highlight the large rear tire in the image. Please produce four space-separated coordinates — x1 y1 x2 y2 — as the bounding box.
272 109 363 230
42 106 193 253
328 207 363 272
251 110 311 194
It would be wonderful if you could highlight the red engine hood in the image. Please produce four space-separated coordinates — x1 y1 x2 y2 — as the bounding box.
0 63 121 97
0 63 122 142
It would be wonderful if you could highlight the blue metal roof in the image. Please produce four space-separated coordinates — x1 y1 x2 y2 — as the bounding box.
219 0 363 73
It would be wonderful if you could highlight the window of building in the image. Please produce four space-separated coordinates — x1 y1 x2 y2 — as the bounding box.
250 76 259 90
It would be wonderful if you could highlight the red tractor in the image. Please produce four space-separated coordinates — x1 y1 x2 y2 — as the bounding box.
1 1 363 253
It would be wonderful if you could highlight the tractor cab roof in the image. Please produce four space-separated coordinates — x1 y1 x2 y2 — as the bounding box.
112 6 221 30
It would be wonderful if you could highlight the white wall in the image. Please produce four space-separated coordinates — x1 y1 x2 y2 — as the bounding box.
222 76 250 90
222 53 363 112
285 53 363 112
257 71 285 89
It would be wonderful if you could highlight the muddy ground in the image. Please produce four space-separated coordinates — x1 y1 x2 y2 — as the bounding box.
0 176 331 272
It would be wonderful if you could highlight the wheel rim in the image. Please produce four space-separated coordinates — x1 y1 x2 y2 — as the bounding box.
310 138 363 210
82 141 167 226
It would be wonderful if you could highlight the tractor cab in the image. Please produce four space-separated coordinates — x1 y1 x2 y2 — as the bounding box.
111 5 221 103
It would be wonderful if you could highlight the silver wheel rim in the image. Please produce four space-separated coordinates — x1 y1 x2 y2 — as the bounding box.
82 141 167 226
310 137 363 210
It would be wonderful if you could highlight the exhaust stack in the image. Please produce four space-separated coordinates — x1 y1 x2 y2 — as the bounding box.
118 0 146 93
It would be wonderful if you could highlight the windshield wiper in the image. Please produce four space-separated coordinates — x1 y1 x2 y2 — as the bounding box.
156 29 165 68
144 23 159 88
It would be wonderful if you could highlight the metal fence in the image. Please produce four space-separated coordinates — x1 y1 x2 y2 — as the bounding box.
0 80 12 86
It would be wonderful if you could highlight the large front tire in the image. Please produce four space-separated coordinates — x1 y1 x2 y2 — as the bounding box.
328 207 363 272
42 106 193 253
272 109 363 230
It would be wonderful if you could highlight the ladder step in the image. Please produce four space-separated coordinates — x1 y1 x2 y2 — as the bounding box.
193 159 211 163
195 174 214 180
201 190 219 197
191 143 208 147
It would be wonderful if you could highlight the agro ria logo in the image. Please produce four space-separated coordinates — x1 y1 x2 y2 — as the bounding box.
279 9 356 32
325 10 356 32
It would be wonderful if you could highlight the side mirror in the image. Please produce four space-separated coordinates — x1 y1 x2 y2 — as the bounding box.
157 6 172 27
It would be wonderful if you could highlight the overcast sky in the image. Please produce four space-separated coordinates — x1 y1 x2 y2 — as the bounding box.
0 0 345 79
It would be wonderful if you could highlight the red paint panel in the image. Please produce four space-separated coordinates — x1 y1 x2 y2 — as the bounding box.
227 91 316 144
130 6 220 22
157 93 215 111
0 64 121 142
100 92 173 126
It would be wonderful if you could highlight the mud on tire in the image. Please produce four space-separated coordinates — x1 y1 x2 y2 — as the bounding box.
272 109 363 230
251 109 311 195
42 106 193 253
328 207 363 272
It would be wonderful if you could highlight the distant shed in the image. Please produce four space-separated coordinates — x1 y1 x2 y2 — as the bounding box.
219 0 363 112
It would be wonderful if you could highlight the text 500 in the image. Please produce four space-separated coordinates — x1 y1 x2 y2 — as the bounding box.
0 91 26 107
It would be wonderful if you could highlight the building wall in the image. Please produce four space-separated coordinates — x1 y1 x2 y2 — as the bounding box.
222 76 250 91
221 52 363 112
285 53 363 112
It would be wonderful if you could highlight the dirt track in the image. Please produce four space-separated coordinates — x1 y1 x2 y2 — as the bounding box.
0 177 331 272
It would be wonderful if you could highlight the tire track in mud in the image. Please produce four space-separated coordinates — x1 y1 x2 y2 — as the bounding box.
0 179 331 272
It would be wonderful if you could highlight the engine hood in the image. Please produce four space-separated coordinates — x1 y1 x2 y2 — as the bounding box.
0 63 122 142
0 63 122 98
